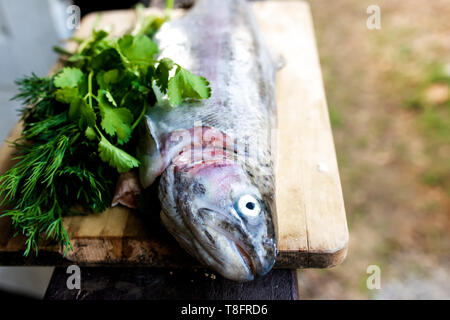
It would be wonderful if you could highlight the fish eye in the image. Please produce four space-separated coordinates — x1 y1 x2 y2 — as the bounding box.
237 194 261 218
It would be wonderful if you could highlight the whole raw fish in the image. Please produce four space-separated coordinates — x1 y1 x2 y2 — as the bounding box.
136 0 278 281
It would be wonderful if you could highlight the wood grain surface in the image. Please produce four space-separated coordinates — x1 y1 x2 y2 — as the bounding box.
0 1 348 268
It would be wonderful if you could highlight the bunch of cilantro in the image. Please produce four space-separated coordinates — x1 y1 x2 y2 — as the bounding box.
0 8 211 256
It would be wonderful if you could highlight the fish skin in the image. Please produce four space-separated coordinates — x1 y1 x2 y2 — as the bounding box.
138 0 278 281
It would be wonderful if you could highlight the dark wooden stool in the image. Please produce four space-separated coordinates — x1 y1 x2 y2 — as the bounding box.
44 267 298 300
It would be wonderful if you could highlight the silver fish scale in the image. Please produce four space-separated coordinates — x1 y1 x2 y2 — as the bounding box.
149 0 277 199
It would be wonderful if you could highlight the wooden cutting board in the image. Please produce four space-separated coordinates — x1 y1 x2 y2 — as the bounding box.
0 1 348 268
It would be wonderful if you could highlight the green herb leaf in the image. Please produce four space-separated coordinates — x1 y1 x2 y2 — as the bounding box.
155 58 174 93
54 67 84 88
77 29 109 55
99 101 133 145
55 87 79 104
69 97 96 128
98 135 140 173
91 48 122 70
103 69 120 84
118 34 158 64
168 66 211 106
85 127 97 140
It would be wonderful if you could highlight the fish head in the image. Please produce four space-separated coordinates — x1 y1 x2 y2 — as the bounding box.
160 153 277 281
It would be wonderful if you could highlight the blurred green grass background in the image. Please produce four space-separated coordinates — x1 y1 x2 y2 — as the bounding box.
297 0 450 299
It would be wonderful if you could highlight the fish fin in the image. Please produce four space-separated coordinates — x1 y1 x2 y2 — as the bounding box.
146 116 162 153
137 115 165 189
112 171 142 209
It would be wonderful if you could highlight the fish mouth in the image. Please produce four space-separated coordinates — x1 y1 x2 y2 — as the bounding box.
189 223 257 280
161 203 276 281
187 207 275 280
235 242 257 276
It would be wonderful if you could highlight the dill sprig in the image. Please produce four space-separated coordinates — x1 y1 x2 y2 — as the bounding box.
0 77 117 256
